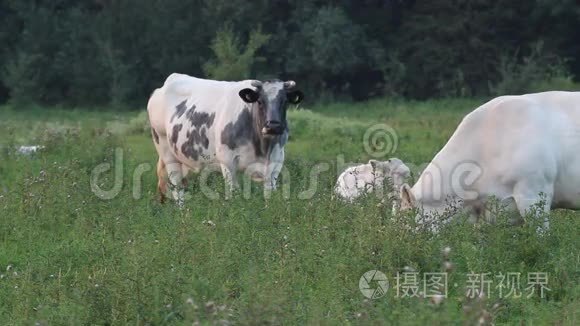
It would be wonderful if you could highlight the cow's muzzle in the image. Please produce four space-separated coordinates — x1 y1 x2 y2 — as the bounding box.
262 121 284 135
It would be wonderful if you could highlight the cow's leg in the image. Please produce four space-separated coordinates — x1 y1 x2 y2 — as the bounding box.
152 128 186 207
181 166 190 189
220 164 238 199
512 178 553 233
152 129 185 206
156 158 167 203
499 196 524 226
164 161 185 207
265 144 285 192
473 196 520 225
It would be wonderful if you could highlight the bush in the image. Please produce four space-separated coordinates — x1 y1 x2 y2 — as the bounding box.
2 52 42 105
203 26 270 81
285 6 384 99
490 42 576 95
0 1 579 105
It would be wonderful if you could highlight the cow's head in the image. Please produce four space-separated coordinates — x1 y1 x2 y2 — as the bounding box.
239 80 303 136
369 158 411 189
399 183 417 212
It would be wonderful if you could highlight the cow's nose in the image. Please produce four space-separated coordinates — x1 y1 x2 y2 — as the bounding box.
263 121 283 134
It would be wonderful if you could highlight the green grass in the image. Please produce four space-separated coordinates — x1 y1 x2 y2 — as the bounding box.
0 98 578 325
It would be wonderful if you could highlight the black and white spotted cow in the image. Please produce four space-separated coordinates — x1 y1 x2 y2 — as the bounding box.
148 73 303 204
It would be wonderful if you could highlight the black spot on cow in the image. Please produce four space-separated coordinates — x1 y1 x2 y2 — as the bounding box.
181 125 212 160
171 124 183 152
151 128 160 144
220 108 283 157
184 103 196 118
185 104 216 129
181 130 200 161
201 128 209 149
171 100 188 123
221 108 258 152
177 102 216 160
183 128 208 157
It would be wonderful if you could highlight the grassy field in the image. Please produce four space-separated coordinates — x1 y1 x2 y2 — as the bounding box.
0 98 578 325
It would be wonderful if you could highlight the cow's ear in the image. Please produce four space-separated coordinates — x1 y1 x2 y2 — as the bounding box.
287 90 303 104
239 88 260 103
369 159 378 170
399 183 416 210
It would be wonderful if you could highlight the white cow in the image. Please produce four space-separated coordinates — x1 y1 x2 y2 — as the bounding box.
148 73 303 204
335 158 411 211
398 91 580 232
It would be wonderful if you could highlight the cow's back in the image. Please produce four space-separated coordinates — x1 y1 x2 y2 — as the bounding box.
417 91 580 207
150 74 244 127
335 164 380 200
161 74 244 111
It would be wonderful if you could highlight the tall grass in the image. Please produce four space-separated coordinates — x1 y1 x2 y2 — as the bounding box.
0 99 578 325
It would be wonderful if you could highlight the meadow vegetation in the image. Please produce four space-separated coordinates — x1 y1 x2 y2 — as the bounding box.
0 98 578 325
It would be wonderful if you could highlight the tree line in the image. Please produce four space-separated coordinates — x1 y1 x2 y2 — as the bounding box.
0 0 578 107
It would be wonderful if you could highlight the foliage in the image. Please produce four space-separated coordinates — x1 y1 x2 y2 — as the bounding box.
2 52 42 105
203 26 271 81
490 42 574 96
0 1 579 106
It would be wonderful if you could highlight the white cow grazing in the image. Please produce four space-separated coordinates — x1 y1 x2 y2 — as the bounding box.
398 91 580 232
335 158 411 210
148 73 303 204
